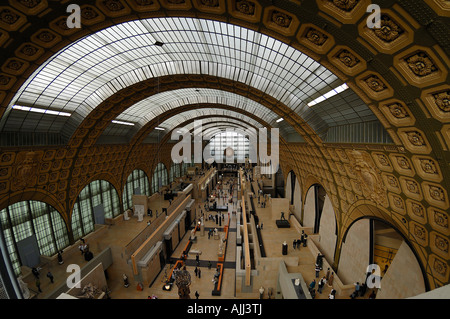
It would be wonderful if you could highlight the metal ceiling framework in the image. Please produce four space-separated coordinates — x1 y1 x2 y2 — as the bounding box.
3 17 381 145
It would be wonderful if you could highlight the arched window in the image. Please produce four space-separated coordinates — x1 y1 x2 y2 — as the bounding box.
181 161 187 176
169 163 181 183
208 131 250 163
0 201 69 275
152 163 168 194
123 169 150 210
72 180 120 241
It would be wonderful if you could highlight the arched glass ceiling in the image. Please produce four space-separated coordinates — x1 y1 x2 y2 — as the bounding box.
134 110 273 138
101 88 297 139
4 17 350 139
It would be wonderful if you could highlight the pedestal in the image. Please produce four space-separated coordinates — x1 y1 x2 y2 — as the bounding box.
282 243 288 255
276 220 290 228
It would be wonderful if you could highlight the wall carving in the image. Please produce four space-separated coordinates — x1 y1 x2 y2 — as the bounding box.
349 150 388 207
373 15 404 43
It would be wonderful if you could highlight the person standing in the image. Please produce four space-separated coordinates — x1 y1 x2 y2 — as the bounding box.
195 291 200 299
328 289 336 299
328 272 334 287
35 278 42 293
309 279 316 291
315 264 321 278
325 268 331 281
259 286 265 299
198 268 201 279
46 271 54 284
318 277 325 294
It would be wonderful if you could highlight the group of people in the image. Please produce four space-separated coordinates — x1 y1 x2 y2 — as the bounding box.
292 230 308 250
78 238 94 261
31 267 54 294
309 266 335 298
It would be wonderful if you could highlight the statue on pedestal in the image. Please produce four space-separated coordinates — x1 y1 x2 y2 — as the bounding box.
174 269 191 299
17 276 30 299
123 274 129 288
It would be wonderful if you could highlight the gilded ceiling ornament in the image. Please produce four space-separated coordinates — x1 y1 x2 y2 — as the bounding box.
18 0 42 8
235 0 255 15
405 52 438 77
429 186 445 202
413 224 426 241
20 44 39 57
349 150 388 207
330 0 359 12
103 0 126 10
11 151 39 191
336 49 360 68
433 90 450 112
434 211 448 229
435 235 449 253
420 159 438 175
364 75 387 92
411 202 424 218
387 176 398 188
406 131 426 146
0 9 20 25
373 15 404 42
377 154 390 167
405 180 420 194
271 11 292 28
37 31 56 43
0 75 12 86
81 7 100 20
387 103 409 119
433 259 447 276
392 195 404 209
396 156 410 170
305 28 328 46
5 59 24 72
1 154 12 163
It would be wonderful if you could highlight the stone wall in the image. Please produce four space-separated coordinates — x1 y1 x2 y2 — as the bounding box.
377 241 426 299
338 219 370 285
303 186 315 229
317 195 336 265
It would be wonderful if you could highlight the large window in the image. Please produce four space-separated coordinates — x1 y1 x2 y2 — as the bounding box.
151 163 168 194
71 180 120 241
209 131 250 163
123 169 150 210
169 163 181 183
0 201 69 275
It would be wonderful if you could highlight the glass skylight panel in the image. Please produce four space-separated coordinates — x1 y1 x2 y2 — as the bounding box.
7 17 344 135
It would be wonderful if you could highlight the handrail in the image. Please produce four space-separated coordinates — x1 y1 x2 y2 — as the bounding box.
241 195 251 286
130 195 191 275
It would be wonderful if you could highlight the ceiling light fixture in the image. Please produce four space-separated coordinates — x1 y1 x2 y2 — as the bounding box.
112 120 134 126
307 83 349 107
12 105 72 117
154 41 164 47
276 118 284 123
155 127 165 131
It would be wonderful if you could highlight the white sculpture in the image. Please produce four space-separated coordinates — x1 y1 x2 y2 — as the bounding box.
135 205 145 222
17 276 30 299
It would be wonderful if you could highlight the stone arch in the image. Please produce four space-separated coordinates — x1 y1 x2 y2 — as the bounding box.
70 178 122 241
122 168 151 211
338 213 428 298
0 199 69 274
